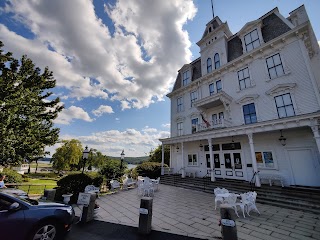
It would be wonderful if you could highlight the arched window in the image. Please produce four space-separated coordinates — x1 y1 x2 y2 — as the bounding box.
214 53 220 69
207 58 212 73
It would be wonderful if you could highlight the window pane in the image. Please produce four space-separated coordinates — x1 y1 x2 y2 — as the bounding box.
243 105 249 114
238 70 244 80
219 112 224 119
273 54 281 65
285 105 295 116
216 80 222 90
240 80 245 90
266 58 274 68
269 68 277 78
251 30 258 40
278 107 286 118
245 78 251 87
275 65 284 76
244 34 251 44
253 40 260 48
251 115 257 123
246 44 253 52
188 155 192 164
249 103 256 113
244 68 249 78
275 96 284 107
282 94 292 105
245 116 251 124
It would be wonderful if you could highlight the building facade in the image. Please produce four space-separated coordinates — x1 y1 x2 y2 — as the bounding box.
160 5 320 187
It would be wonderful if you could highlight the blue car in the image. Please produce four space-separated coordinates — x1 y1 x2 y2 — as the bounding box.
0 190 75 240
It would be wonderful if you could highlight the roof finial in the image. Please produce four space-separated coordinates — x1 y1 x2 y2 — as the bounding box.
211 0 215 19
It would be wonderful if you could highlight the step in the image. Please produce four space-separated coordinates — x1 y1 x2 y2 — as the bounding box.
160 176 320 213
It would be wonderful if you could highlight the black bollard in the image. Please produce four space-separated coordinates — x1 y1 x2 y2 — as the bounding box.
138 197 153 235
220 204 238 240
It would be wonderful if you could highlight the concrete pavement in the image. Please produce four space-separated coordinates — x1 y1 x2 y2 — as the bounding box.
71 184 320 240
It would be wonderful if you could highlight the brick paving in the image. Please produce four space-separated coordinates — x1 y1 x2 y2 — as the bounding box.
73 185 320 240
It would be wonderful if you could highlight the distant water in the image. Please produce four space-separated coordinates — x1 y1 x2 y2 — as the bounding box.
127 164 137 170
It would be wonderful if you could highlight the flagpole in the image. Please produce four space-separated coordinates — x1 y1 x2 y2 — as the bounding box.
211 0 215 19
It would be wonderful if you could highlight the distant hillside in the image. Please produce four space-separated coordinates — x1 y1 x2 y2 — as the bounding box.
109 156 149 164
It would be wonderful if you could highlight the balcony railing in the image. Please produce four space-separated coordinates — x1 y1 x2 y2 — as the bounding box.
193 118 232 133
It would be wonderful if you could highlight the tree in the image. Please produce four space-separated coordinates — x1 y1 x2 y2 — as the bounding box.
148 145 170 165
0 41 63 166
51 139 83 172
99 159 126 180
87 149 108 170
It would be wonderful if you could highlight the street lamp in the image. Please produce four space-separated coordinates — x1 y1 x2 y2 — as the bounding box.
82 146 90 174
120 150 125 170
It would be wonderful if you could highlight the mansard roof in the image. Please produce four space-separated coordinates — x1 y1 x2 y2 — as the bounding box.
170 6 296 94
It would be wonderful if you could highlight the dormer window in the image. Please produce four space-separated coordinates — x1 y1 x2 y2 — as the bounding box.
207 58 212 73
244 29 260 52
182 70 190 86
209 27 212 32
214 53 220 69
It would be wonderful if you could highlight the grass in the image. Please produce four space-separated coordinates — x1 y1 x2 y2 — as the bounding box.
18 179 57 195
29 162 52 168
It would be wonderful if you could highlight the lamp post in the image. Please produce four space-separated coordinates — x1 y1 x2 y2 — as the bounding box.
120 150 125 171
82 146 90 174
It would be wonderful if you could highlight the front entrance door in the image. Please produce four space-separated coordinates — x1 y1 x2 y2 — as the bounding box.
223 152 245 179
206 152 245 179
287 149 320 186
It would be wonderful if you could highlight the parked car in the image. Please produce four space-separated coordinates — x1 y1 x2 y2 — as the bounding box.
0 191 75 240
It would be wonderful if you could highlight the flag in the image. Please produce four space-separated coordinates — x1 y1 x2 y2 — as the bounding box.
200 113 211 127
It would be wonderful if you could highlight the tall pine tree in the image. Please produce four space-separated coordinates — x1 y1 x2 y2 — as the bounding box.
0 41 63 166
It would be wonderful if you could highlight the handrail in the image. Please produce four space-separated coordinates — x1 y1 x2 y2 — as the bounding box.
250 171 260 191
5 183 57 195
202 170 211 191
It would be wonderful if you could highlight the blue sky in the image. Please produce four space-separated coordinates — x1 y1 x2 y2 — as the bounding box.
0 0 319 157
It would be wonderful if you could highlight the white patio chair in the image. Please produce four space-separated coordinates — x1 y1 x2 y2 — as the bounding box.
242 191 260 216
223 193 239 217
152 177 160 191
214 187 225 210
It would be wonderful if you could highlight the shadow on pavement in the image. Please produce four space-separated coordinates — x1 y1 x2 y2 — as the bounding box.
66 220 204 240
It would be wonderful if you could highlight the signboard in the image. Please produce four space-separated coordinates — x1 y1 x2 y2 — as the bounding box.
139 208 149 215
77 192 91 205
221 219 235 227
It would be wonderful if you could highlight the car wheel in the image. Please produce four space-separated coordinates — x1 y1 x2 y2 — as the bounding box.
29 221 61 240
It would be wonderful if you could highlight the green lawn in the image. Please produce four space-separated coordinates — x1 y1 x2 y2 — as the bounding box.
18 179 57 195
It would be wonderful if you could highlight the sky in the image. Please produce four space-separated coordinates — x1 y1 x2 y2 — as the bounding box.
0 0 319 158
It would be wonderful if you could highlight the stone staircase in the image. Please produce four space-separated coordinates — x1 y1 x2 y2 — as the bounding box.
160 174 320 215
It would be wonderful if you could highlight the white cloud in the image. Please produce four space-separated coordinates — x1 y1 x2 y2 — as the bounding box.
55 106 93 125
92 105 114 117
0 0 197 109
162 123 170 128
46 127 170 157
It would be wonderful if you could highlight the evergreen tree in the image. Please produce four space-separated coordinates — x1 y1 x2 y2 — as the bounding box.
0 41 63 166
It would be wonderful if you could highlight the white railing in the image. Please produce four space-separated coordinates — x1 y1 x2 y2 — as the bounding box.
196 118 232 132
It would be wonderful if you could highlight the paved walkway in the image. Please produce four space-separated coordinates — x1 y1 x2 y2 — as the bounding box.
73 185 320 240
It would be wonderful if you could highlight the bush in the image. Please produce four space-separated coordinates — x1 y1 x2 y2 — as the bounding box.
2 168 23 184
135 162 167 179
99 159 125 180
55 173 104 203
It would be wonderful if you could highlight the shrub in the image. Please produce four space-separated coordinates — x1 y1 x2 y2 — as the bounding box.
55 173 104 203
99 159 125 180
135 162 167 179
2 168 23 184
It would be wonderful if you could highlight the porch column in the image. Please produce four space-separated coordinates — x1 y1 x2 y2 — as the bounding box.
247 133 261 187
181 142 186 178
169 145 172 168
311 125 320 154
161 144 165 175
208 138 215 182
